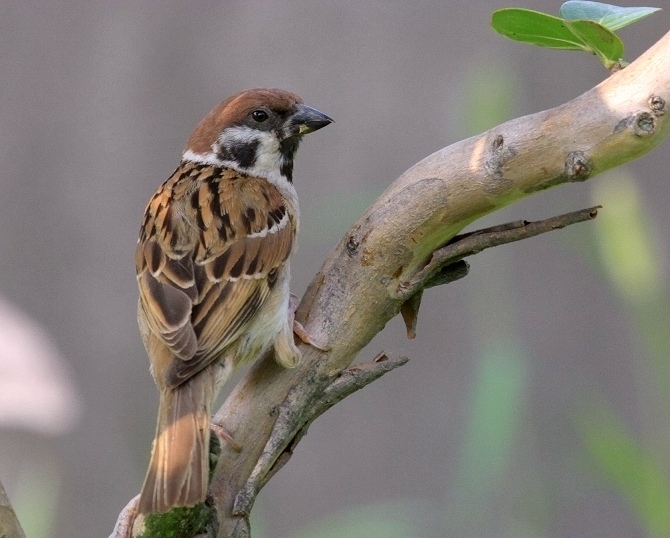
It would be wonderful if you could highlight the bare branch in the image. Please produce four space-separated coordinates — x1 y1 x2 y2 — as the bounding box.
395 205 599 337
403 206 601 298
115 29 670 538
233 352 409 518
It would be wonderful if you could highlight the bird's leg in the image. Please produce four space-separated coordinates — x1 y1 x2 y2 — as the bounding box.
210 360 243 452
289 293 330 351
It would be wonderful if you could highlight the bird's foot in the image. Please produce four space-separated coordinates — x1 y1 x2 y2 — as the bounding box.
211 423 243 453
289 294 330 351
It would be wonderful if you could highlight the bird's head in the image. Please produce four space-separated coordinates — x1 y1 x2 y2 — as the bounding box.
182 88 332 183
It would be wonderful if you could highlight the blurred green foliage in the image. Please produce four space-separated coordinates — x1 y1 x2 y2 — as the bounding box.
583 171 670 537
13 460 60 538
578 402 670 536
592 172 669 384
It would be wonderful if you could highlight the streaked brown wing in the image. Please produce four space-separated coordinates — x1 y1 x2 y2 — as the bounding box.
136 163 294 388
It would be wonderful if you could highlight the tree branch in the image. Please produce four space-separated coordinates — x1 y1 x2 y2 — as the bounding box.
404 205 601 298
232 351 410 518
397 205 600 338
113 28 670 538
0 478 26 538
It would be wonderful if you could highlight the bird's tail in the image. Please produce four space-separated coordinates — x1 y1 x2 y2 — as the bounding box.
137 372 214 514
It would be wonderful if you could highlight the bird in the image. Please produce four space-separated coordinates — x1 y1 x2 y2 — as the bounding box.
135 88 332 514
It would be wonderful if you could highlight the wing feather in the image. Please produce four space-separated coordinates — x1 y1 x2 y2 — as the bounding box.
136 163 294 388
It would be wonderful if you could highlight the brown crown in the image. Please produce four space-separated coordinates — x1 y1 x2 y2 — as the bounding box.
185 88 304 154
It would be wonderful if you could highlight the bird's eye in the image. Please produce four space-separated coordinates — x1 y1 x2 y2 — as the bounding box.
251 109 269 122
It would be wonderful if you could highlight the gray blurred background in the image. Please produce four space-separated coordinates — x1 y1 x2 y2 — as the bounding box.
0 1 668 537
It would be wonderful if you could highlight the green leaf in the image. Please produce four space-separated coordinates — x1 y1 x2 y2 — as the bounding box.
492 3 660 69
491 7 626 69
564 18 624 67
560 1 662 32
492 9 585 49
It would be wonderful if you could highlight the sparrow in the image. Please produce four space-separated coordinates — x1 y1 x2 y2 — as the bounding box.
135 88 332 514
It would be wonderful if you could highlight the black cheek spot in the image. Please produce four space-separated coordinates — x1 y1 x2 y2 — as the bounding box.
219 140 259 169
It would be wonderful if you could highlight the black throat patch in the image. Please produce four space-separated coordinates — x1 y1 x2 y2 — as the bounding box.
279 137 300 183
217 139 260 169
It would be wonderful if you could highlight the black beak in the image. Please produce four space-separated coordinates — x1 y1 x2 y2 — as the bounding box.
284 104 333 138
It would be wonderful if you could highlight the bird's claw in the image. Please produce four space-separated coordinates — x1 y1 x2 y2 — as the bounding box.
289 294 330 351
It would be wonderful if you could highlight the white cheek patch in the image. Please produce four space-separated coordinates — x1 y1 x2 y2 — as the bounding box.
218 127 283 178
250 134 281 171
216 125 264 149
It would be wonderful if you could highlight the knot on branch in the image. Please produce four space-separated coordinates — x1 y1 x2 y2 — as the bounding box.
632 112 656 136
565 151 593 182
484 134 517 193
614 111 657 137
648 95 667 116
